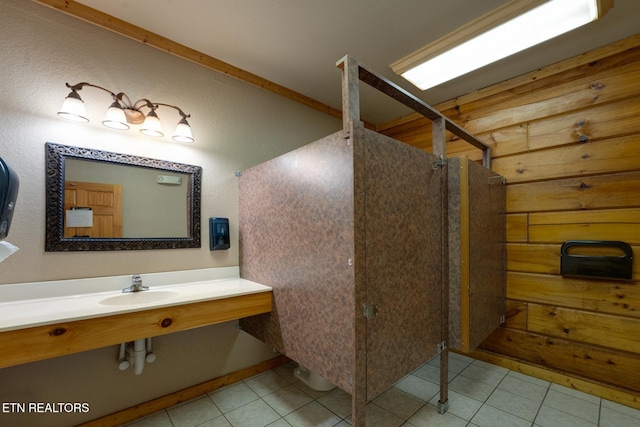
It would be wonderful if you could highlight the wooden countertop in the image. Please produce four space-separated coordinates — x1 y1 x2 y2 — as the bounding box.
0 276 272 369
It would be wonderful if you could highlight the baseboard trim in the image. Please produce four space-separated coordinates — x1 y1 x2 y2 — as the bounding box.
78 355 291 426
469 349 640 410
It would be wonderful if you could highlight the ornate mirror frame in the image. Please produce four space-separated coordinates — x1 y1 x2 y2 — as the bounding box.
45 142 202 251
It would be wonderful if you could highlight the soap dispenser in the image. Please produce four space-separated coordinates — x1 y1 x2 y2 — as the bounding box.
209 217 230 250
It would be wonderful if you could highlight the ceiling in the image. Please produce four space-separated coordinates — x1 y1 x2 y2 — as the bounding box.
75 0 640 125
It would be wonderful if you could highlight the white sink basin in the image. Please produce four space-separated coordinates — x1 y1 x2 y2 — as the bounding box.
99 291 179 306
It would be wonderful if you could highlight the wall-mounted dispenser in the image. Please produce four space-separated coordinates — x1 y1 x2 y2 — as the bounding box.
209 217 230 250
0 157 19 241
561 240 633 280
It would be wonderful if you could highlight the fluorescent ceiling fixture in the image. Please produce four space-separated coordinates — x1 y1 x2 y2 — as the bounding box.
391 0 613 91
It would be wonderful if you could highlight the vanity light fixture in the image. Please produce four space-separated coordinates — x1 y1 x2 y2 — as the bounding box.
391 0 613 91
58 82 194 143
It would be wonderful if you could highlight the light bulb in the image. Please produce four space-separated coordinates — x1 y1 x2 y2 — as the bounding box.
102 102 129 130
58 91 88 123
140 110 164 137
172 117 193 142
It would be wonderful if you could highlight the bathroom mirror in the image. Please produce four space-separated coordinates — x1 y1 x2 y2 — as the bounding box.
45 142 202 251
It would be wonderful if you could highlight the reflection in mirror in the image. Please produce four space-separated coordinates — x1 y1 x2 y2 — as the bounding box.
65 159 190 238
45 142 202 251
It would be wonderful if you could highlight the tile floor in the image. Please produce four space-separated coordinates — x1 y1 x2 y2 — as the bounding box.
123 352 640 427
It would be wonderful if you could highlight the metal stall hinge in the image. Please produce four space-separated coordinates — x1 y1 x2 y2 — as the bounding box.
344 129 352 146
362 304 378 320
500 314 506 324
431 156 447 170
438 341 447 353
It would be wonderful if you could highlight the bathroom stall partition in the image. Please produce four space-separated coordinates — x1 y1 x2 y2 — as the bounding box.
238 126 444 392
239 56 505 426
447 157 506 353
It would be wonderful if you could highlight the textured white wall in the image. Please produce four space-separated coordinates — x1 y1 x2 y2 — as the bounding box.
0 0 340 284
0 1 340 425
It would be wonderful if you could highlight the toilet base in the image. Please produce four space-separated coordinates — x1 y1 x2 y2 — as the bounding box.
293 365 336 391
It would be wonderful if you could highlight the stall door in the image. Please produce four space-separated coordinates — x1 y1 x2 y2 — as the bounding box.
448 157 506 352
362 130 444 399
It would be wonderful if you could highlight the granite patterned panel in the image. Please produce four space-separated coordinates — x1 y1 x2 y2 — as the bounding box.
362 129 443 399
238 127 500 405
239 131 356 393
447 158 463 350
351 122 368 426
467 159 506 351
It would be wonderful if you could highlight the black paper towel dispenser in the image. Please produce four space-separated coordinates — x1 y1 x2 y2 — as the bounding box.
0 157 19 241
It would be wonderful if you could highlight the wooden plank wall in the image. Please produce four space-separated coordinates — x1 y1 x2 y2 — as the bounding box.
379 34 640 406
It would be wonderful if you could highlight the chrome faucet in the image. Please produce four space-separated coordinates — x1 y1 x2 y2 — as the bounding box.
123 274 149 293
